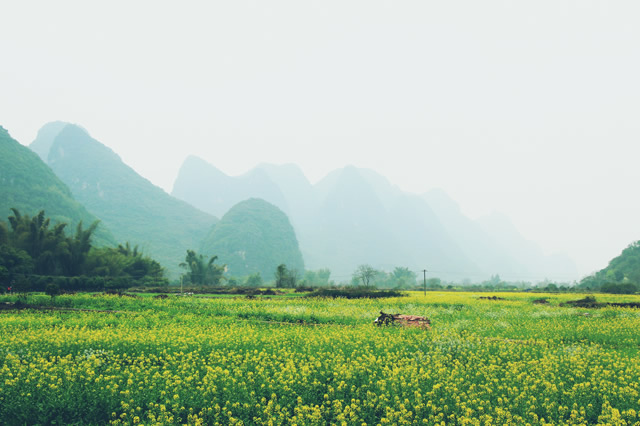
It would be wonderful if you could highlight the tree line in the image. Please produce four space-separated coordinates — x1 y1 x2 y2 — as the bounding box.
0 209 167 292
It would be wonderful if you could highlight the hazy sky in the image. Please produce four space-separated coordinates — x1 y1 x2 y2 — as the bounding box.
2 1 639 278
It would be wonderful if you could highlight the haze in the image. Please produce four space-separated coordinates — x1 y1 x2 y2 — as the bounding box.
2 1 639 279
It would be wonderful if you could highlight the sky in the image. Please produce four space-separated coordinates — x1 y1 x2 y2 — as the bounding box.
1 1 639 279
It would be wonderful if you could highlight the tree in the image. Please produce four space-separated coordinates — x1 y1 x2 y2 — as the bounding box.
45 282 61 298
353 264 378 287
180 250 226 286
245 272 263 288
302 268 331 287
390 267 417 288
275 264 297 288
0 222 7 245
86 243 167 287
4 209 99 277
0 245 34 286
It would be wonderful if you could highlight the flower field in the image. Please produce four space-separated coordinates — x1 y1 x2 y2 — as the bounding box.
1 292 639 425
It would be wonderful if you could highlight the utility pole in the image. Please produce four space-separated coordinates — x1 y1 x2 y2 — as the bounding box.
423 269 428 296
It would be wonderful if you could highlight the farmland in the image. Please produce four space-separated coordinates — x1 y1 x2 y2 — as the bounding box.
1 292 639 424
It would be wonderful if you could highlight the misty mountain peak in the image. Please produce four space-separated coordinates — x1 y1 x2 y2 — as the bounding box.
423 188 462 215
172 157 288 218
47 124 121 166
30 121 70 161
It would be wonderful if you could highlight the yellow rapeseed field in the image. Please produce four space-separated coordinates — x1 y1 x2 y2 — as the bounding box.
0 292 639 424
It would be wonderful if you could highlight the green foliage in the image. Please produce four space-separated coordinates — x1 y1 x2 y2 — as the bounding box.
274 263 297 288
200 198 304 280
0 244 34 284
0 208 168 291
36 124 217 277
44 282 61 298
86 242 168 287
300 268 332 287
390 266 418 288
180 250 226 286
244 272 263 287
601 282 638 294
0 126 114 246
580 241 640 290
4 209 97 276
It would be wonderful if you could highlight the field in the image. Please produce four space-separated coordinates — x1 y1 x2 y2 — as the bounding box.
1 291 639 425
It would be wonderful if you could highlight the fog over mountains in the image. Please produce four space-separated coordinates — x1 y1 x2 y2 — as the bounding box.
0 121 579 282
173 155 578 282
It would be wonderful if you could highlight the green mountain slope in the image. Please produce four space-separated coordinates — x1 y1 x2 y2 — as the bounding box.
200 198 304 280
0 126 114 246
33 123 217 277
580 241 640 291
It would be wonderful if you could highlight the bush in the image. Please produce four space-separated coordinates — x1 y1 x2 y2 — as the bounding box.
45 282 61 298
601 282 638 294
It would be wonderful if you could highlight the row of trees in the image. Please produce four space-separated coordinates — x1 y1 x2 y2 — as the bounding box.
0 209 167 292
351 265 418 289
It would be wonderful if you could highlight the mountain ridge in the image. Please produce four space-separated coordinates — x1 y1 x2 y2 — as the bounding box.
172 157 577 281
31 123 218 277
0 125 115 246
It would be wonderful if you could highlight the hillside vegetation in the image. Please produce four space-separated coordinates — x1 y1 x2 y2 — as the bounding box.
580 241 640 293
32 123 217 277
0 126 114 246
200 198 304 280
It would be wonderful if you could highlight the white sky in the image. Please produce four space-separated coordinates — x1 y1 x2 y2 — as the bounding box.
2 1 639 278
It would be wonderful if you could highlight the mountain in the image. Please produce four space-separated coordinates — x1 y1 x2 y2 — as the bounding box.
173 159 480 279
172 156 289 218
29 121 72 162
309 166 480 279
200 198 304 280
173 158 578 282
31 123 217 277
579 241 640 291
424 189 529 281
476 212 578 282
0 125 114 245
425 190 578 282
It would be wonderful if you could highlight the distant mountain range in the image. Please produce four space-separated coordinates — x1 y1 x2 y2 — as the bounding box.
1 121 578 282
172 156 578 281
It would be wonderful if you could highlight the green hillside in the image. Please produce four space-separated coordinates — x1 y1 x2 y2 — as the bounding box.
200 198 304 280
0 126 114 246
35 123 217 278
580 241 640 293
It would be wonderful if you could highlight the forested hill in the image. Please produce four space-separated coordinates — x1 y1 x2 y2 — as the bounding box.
0 126 115 246
200 198 304 280
32 123 218 277
580 241 640 292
